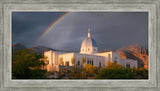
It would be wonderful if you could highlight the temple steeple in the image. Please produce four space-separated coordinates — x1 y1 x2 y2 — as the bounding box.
88 28 91 37
80 28 98 54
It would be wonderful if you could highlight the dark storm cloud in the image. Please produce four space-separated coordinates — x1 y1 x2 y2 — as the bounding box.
12 12 148 51
12 12 66 46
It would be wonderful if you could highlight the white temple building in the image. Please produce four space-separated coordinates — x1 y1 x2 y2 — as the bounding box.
44 29 138 72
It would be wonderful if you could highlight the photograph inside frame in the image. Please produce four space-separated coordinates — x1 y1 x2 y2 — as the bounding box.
12 12 148 79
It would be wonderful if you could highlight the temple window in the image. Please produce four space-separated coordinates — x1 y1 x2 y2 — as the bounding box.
78 61 80 66
126 64 130 68
65 61 69 66
87 60 89 64
92 60 94 65
99 62 101 68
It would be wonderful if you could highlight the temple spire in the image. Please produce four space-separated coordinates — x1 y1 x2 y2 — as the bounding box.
88 28 91 37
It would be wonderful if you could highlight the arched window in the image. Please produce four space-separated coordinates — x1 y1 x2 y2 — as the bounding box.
87 60 89 64
126 64 130 68
99 62 101 68
66 61 69 66
78 61 80 66
92 60 94 65
88 48 90 51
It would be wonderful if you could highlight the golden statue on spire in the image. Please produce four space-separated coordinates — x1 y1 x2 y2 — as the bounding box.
88 28 91 37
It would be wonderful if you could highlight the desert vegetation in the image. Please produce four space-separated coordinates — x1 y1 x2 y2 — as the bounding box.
12 49 47 79
56 62 148 79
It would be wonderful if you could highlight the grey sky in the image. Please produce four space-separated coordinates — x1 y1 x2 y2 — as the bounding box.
12 12 148 51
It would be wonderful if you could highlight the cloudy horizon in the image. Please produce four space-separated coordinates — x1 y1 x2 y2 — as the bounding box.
12 12 148 51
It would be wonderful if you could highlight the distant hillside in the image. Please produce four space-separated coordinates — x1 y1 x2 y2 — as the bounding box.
12 43 60 55
12 43 78 55
29 46 60 55
116 43 148 69
12 43 26 51
99 49 113 53
12 43 82 54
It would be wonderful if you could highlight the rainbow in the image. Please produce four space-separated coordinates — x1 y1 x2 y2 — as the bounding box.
36 12 70 43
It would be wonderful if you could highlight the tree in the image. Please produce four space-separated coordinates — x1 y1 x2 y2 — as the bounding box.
82 57 86 66
59 57 64 65
106 61 123 69
12 49 47 79
96 67 134 79
83 64 97 77
133 68 148 79
96 62 134 79
68 66 87 79
71 57 75 66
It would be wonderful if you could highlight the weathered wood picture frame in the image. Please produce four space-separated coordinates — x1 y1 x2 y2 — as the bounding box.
0 0 160 91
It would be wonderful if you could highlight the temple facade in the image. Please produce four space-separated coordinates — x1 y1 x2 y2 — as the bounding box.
44 29 137 72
